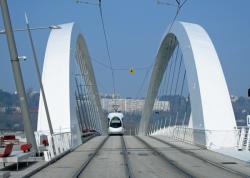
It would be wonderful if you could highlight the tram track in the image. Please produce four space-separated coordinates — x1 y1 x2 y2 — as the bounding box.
149 136 250 178
31 135 250 178
135 136 195 178
121 135 135 178
72 135 109 178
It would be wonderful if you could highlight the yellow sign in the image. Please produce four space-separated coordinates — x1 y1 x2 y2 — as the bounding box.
129 68 135 74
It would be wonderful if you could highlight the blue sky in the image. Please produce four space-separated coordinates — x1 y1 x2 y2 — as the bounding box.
0 0 249 97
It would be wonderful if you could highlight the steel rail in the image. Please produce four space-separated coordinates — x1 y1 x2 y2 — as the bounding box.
135 136 195 178
149 136 250 178
72 136 109 178
121 136 135 178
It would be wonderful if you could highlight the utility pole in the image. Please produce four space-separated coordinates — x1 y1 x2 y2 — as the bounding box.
25 13 56 154
24 13 54 136
0 0 38 152
25 14 54 135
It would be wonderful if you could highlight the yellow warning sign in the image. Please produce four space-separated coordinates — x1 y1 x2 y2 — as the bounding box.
129 68 135 74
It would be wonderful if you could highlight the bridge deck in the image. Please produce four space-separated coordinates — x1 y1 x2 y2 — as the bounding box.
30 136 250 178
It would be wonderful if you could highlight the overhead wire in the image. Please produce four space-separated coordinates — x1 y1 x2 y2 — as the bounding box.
134 64 153 99
98 0 116 101
75 0 189 134
75 0 99 6
91 56 152 71
156 0 177 7
76 0 189 99
156 0 188 32
148 0 188 132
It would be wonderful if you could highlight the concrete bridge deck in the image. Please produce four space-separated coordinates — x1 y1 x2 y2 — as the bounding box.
29 135 250 178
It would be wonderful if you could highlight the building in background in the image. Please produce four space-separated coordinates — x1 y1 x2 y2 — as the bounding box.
101 98 170 113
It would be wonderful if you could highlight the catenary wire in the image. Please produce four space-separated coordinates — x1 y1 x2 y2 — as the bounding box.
98 0 116 99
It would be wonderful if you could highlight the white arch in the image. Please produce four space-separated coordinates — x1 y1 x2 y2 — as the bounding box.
140 21 237 148
37 23 105 147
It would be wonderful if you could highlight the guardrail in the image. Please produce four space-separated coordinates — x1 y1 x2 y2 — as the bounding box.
151 126 250 151
237 126 250 151
35 132 72 161
44 132 72 161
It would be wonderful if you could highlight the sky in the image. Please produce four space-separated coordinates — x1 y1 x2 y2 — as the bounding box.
0 0 249 98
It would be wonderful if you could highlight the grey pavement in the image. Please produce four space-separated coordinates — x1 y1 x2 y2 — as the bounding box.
15 135 250 178
79 136 126 178
142 135 250 178
31 136 106 178
124 136 187 178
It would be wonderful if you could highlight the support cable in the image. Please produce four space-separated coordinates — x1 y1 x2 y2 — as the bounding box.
169 45 179 95
166 42 179 128
164 38 176 96
171 54 182 128
75 91 85 130
133 64 153 135
75 77 87 130
75 52 92 129
157 67 168 130
81 63 97 129
78 80 92 129
173 54 183 96
134 65 153 99
182 93 190 140
182 92 189 127
156 37 176 130
149 37 175 133
173 57 184 127
168 45 179 127
82 59 99 131
75 53 95 129
78 67 95 129
149 38 175 134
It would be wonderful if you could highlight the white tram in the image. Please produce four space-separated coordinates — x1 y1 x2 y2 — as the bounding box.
108 112 124 135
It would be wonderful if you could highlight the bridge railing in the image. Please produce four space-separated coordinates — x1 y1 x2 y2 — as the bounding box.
237 126 250 151
150 126 250 151
35 132 72 161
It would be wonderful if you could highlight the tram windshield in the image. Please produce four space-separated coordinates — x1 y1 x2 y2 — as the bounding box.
110 117 122 128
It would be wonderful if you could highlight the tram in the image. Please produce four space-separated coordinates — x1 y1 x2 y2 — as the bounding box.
108 112 124 135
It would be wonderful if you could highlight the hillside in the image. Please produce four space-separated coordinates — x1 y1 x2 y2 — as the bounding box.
0 89 249 130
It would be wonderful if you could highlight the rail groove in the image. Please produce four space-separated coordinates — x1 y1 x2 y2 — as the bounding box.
149 136 250 178
72 136 109 178
121 136 135 178
135 136 195 178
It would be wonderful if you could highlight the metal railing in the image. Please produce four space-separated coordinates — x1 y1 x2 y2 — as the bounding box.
237 126 250 151
35 132 72 161
150 126 250 151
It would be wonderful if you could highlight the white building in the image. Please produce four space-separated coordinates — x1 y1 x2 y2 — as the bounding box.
101 98 170 113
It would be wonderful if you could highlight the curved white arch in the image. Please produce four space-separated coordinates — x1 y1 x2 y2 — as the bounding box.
140 21 237 148
37 23 106 147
